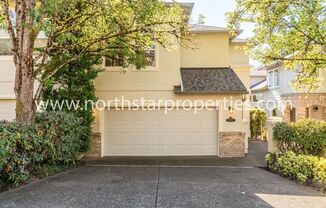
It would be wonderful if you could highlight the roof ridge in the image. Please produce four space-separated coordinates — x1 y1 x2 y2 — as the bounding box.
181 67 231 70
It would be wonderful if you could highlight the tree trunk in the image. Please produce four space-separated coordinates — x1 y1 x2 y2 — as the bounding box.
15 60 35 123
12 0 37 123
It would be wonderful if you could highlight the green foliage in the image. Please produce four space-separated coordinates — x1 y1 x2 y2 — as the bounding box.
0 111 85 190
227 0 326 91
266 151 326 191
273 119 326 156
34 0 188 82
43 53 101 151
250 108 266 139
34 111 86 162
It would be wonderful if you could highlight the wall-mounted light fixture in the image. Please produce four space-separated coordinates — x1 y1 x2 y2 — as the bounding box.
226 106 236 122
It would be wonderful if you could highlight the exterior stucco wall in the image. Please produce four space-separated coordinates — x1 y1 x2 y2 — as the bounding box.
180 33 230 68
94 45 181 92
233 66 250 92
250 76 265 86
229 43 248 66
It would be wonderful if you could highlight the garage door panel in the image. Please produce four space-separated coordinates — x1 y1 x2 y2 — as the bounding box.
119 145 133 154
148 120 160 130
106 145 118 154
173 144 187 154
134 121 146 130
134 133 148 143
161 120 173 129
103 109 217 156
119 133 132 143
134 145 147 154
148 144 160 154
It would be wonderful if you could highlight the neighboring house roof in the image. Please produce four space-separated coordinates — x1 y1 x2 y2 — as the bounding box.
231 38 247 44
256 60 283 71
189 24 230 33
250 79 267 92
175 67 248 94
188 24 243 40
250 68 266 77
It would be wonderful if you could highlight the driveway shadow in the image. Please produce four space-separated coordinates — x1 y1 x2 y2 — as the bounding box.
246 139 268 167
83 156 254 167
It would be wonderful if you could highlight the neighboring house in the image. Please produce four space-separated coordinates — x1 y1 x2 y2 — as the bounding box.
250 61 326 122
0 3 251 158
250 67 266 86
250 66 267 107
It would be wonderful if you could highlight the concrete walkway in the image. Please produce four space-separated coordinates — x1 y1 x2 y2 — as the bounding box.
246 139 269 167
0 157 325 208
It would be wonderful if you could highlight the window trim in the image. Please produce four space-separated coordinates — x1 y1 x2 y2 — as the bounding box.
268 68 280 89
103 46 159 72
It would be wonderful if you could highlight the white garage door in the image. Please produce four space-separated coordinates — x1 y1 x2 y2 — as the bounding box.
103 109 217 156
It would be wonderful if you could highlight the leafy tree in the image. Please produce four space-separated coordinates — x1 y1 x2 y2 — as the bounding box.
227 0 326 92
0 0 188 123
42 51 101 151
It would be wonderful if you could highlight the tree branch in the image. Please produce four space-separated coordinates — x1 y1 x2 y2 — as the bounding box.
0 0 17 54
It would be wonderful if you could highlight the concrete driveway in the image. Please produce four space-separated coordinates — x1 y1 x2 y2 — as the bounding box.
0 157 325 208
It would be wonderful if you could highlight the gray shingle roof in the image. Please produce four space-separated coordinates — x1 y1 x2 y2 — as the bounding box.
189 24 229 33
231 38 247 44
175 68 248 94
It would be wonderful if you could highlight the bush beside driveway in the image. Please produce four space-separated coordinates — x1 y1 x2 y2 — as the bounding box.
0 111 87 191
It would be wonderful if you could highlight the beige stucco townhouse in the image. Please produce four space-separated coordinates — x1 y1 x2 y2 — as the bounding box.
0 3 251 158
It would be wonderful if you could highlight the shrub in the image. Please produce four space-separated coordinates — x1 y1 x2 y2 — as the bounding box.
266 151 326 192
0 111 86 190
35 111 86 164
250 108 266 140
273 119 326 156
43 54 101 152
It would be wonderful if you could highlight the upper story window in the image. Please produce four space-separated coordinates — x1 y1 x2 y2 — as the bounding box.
268 69 279 88
104 46 157 69
104 54 124 67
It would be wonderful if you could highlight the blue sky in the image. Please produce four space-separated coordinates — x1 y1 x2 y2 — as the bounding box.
177 0 254 38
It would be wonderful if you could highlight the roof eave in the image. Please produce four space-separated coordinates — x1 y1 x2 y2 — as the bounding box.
189 30 230 34
174 90 249 95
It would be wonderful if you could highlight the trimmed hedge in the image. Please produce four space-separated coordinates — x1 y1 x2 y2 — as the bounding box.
266 151 326 192
0 111 86 189
273 119 326 156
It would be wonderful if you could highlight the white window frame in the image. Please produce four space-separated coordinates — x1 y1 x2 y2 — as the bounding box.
103 45 159 72
268 69 280 88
